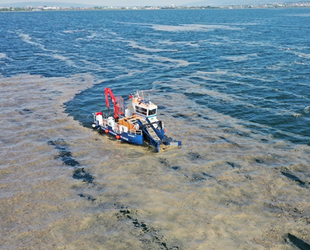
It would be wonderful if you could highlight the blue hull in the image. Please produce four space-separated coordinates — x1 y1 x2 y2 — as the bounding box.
92 112 181 152
97 124 143 145
120 132 143 145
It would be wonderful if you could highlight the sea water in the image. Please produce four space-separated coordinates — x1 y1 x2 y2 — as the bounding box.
0 8 310 249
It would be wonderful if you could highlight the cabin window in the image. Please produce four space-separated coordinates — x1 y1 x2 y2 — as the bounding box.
135 106 147 115
148 108 157 116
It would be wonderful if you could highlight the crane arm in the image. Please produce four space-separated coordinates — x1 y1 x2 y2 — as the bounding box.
105 88 119 119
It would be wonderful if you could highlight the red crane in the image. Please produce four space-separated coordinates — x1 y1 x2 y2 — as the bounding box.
104 88 124 119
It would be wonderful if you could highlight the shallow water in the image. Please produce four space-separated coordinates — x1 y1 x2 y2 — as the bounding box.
1 8 310 249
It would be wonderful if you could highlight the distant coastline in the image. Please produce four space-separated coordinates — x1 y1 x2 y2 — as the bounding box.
1 1 310 12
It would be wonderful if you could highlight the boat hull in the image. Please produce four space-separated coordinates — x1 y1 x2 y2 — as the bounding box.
96 124 143 145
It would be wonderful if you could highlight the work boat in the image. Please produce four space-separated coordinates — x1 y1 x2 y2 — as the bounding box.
92 88 181 152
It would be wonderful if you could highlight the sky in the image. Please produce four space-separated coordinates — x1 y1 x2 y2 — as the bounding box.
0 0 231 7
0 0 298 6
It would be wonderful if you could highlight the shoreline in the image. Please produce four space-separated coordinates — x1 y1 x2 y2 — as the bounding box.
1 4 310 12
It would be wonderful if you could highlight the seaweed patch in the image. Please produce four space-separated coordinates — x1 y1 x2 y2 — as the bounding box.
19 108 33 115
188 152 202 161
63 158 80 167
116 206 180 250
281 171 306 187
183 172 216 184
78 193 96 202
227 162 241 169
73 168 94 184
286 233 310 250
172 113 189 121
48 139 80 166
159 158 170 167
48 139 94 183
219 136 239 147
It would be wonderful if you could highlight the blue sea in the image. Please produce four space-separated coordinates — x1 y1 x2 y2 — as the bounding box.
1 8 310 249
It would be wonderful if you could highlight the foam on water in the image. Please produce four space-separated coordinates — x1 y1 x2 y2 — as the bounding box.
0 53 9 60
294 51 310 59
151 24 243 32
19 33 46 50
1 71 310 249
221 53 258 62
158 39 200 48
0 74 100 248
52 54 79 68
129 53 192 68
127 41 172 52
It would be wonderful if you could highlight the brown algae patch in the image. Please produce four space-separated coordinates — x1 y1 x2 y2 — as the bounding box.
1 74 310 249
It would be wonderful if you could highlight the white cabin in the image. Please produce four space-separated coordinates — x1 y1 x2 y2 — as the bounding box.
131 91 158 122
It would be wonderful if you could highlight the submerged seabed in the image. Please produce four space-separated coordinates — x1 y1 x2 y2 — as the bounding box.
0 74 309 249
